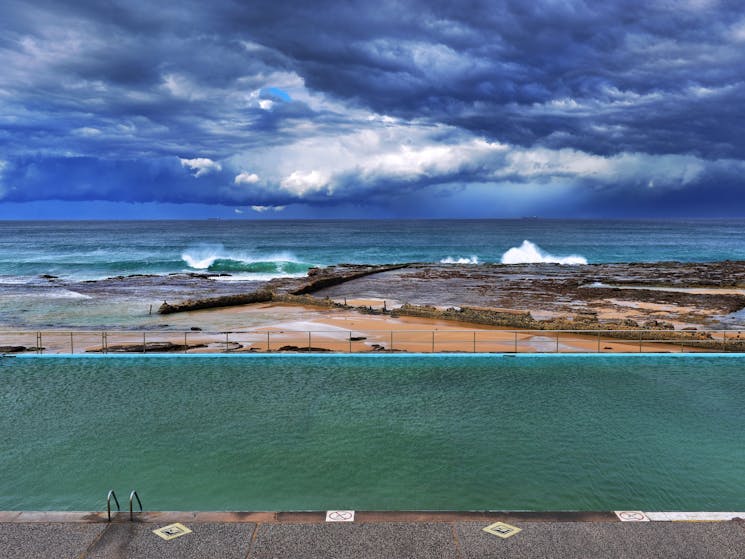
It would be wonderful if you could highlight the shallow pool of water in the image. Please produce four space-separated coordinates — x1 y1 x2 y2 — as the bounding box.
1 354 743 511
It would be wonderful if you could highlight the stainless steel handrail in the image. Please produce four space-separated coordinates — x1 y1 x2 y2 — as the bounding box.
106 490 120 522
129 490 142 520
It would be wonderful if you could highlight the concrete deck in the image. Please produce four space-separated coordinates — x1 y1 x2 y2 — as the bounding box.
1 511 744 558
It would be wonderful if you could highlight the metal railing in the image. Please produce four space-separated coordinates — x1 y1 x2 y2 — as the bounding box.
129 490 142 521
1 328 743 354
106 490 120 522
105 489 143 521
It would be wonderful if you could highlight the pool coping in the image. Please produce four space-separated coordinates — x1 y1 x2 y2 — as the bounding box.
1 510 744 524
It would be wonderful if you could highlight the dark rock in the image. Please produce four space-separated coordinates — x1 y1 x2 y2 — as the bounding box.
86 341 208 353
155 264 408 315
290 264 409 295
158 290 273 314
643 320 675 330
277 345 332 352
0 345 28 353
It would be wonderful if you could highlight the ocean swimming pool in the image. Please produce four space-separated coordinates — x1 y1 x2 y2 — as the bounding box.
0 354 743 512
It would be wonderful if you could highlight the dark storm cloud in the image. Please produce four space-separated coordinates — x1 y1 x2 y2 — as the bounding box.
237 0 745 158
0 0 744 215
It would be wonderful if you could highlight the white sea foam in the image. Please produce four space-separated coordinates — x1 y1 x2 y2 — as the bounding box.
182 250 219 269
181 244 232 269
181 244 301 269
500 240 587 265
0 276 32 285
43 289 92 299
440 256 479 264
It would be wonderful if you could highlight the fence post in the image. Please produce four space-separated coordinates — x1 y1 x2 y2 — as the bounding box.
597 331 600 353
349 331 352 353
473 331 476 353
723 331 727 352
184 332 188 354
556 333 559 353
70 332 74 354
639 330 643 353
266 331 270 352
432 331 435 353
308 331 312 352
514 331 517 353
225 332 229 353
143 332 146 354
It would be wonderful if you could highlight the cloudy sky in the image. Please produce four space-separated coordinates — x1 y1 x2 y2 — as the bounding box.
1 0 744 218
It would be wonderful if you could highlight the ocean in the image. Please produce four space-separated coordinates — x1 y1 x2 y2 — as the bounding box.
1 219 744 282
1 219 743 329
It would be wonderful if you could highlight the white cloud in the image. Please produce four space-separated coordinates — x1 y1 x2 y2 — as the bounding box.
179 157 222 177
251 205 286 212
729 19 745 42
234 208 244 214
359 139 507 181
279 170 329 196
223 114 742 205
501 148 613 179
361 39 488 81
498 147 714 188
683 0 719 10
234 172 260 185
162 73 207 101
73 127 102 137
228 122 510 200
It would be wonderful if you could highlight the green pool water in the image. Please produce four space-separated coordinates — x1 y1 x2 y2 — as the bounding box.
1 354 743 512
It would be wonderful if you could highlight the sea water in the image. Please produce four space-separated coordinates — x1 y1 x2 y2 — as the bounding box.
1 219 744 282
1 354 743 512
1 219 744 329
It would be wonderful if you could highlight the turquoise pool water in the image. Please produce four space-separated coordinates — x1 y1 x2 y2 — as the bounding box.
1 354 743 512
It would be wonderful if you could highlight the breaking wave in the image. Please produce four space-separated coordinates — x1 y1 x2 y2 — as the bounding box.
182 245 310 276
40 289 92 299
440 256 479 264
500 240 587 265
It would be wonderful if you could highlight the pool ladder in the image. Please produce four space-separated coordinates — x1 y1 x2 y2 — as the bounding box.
106 490 142 521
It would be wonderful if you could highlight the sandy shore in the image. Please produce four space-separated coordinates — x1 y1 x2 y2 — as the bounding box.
1 302 725 354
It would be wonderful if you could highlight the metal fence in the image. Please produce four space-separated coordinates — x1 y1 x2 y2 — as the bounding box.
1 328 742 354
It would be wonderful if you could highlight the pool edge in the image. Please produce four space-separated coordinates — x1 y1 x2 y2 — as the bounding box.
1 510 743 523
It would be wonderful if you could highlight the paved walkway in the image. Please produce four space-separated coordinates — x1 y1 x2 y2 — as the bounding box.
1 511 744 558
